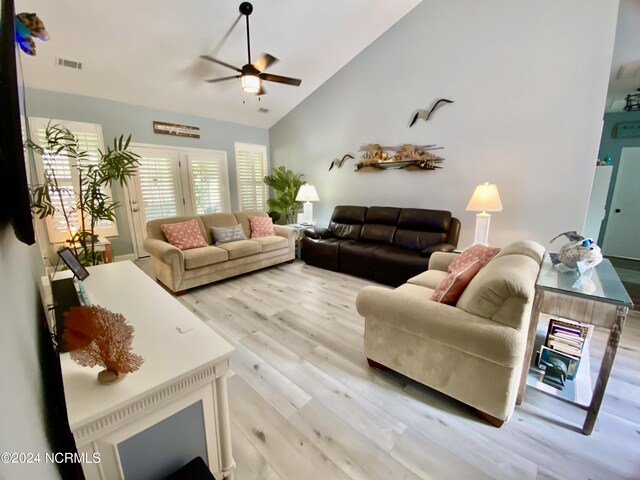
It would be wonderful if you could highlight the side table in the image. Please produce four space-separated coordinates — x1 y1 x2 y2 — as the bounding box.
516 255 633 435
285 223 310 259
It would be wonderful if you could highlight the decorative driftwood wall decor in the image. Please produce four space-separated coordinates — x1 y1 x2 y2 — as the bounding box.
153 121 200 138
355 144 444 171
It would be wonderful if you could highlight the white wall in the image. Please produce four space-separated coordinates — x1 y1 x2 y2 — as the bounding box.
269 0 619 248
0 226 60 479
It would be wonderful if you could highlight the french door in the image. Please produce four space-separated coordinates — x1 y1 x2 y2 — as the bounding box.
127 145 230 258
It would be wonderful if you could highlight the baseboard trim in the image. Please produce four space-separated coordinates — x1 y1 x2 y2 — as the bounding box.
114 254 136 262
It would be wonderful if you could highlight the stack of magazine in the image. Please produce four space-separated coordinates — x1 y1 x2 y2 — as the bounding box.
537 317 591 389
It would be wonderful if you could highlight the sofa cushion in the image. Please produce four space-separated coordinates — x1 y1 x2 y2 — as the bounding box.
449 243 500 273
431 260 483 305
211 224 247 244
249 216 276 238
361 224 396 244
407 270 449 289
201 213 242 244
252 235 289 253
329 205 367 240
233 210 270 238
393 230 448 252
300 237 346 271
339 241 383 279
372 246 430 286
183 246 229 270
365 206 401 225
217 239 262 259
161 219 208 250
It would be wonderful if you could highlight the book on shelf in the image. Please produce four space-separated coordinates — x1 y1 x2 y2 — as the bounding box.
537 345 581 381
544 317 591 358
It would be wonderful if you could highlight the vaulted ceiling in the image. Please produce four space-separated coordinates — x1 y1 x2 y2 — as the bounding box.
16 0 639 128
16 0 422 128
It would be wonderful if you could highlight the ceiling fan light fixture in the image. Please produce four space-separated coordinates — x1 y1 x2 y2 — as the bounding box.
241 74 261 94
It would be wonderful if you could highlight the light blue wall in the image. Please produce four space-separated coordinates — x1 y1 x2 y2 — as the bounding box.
597 111 640 244
269 0 618 248
25 88 269 255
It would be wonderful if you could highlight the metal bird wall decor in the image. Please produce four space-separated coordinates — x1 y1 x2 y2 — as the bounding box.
328 154 354 171
409 98 454 127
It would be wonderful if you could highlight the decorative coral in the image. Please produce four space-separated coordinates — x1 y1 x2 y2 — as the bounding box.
63 305 144 384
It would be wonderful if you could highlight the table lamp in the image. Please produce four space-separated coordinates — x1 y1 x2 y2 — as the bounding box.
466 182 503 245
295 184 319 225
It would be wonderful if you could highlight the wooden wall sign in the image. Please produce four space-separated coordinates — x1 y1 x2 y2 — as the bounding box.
612 121 640 139
153 121 200 138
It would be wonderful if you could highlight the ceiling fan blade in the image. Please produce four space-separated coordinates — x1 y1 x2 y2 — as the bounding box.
205 75 241 83
253 53 278 72
199 55 242 73
259 73 302 86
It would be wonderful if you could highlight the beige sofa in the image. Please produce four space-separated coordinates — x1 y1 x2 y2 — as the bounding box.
356 240 544 425
144 210 296 292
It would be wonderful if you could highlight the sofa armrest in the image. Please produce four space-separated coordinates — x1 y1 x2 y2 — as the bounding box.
143 238 184 269
273 225 297 241
273 225 297 253
420 243 456 257
303 227 332 239
356 285 523 367
428 251 458 272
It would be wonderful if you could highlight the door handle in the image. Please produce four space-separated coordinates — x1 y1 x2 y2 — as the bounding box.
615 208 621 213
132 207 139 213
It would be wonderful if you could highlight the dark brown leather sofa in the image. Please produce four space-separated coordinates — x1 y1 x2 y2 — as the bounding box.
301 206 461 286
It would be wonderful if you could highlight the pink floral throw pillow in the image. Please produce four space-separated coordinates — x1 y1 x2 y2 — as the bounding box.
161 219 207 250
431 260 483 305
249 216 275 238
448 244 500 273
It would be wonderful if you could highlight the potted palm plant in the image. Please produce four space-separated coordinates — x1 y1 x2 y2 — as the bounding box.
29 123 140 265
263 166 305 224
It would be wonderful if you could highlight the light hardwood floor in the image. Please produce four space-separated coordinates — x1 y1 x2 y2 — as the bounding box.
138 259 640 480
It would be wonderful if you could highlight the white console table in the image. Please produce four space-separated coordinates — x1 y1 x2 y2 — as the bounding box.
58 261 236 479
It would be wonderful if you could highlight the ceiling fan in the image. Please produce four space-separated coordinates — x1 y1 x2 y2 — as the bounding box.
200 2 302 96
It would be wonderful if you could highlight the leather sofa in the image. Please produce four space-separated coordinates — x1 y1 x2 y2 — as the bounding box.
144 210 296 293
301 206 460 286
356 240 545 425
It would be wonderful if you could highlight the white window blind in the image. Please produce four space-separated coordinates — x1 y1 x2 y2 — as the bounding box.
135 153 180 221
29 117 117 243
187 152 230 215
235 142 268 211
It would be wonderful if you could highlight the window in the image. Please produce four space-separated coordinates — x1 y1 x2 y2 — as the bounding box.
186 151 230 214
235 142 268 211
29 117 117 244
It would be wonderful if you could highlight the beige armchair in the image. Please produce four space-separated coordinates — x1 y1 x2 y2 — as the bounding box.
356 240 544 425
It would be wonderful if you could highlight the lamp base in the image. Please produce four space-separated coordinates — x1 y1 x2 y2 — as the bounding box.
473 212 491 245
302 201 314 225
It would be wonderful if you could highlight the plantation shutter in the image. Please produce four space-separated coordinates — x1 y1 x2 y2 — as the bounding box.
186 152 230 215
235 142 268 211
29 117 117 243
132 149 182 221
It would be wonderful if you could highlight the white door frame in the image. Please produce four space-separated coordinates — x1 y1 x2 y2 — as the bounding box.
124 143 230 259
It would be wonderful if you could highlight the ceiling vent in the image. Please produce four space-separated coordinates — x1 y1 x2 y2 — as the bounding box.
258 107 270 114
55 57 83 70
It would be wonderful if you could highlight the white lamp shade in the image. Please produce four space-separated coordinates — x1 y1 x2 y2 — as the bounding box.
241 74 260 94
296 184 319 202
466 183 503 212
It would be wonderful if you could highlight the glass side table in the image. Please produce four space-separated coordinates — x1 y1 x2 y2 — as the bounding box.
516 254 633 435
284 223 311 259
